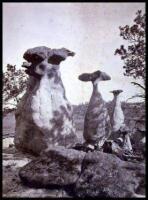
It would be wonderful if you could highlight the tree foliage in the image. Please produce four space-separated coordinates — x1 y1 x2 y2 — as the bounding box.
3 64 28 113
115 10 145 94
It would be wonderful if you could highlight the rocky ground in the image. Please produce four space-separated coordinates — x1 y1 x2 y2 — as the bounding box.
3 145 72 198
2 102 145 198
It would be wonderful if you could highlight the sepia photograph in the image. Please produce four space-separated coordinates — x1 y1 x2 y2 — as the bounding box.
2 2 145 198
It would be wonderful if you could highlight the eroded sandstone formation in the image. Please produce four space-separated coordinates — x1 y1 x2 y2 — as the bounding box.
78 70 111 149
14 46 78 155
107 90 133 155
110 90 124 132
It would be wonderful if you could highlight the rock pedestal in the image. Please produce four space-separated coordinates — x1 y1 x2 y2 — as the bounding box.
78 70 111 148
14 46 78 155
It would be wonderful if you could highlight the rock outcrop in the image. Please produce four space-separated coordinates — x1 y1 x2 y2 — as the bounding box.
14 46 78 155
19 146 145 198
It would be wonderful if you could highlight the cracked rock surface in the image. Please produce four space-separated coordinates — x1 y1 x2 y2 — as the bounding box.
74 151 145 197
19 146 85 188
19 146 145 198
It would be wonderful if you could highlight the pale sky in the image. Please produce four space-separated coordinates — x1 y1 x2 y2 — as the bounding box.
3 3 145 105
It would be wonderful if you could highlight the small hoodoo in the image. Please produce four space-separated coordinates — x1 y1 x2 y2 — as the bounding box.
109 90 133 153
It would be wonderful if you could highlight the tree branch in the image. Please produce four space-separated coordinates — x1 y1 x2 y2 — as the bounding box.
126 94 145 102
131 81 145 90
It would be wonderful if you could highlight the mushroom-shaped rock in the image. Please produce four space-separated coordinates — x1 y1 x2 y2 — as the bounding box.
78 70 111 149
22 46 75 77
110 89 123 95
49 48 75 64
109 90 133 153
78 70 111 82
110 89 124 132
23 46 51 63
23 46 75 65
14 46 78 155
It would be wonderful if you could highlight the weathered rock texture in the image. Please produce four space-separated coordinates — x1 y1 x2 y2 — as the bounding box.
19 146 85 189
19 146 145 198
74 151 145 198
109 90 133 153
110 90 124 131
78 70 111 148
14 46 78 155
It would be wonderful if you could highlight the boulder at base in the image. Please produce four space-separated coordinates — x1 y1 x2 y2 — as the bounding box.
19 146 85 189
19 146 145 198
74 151 145 197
